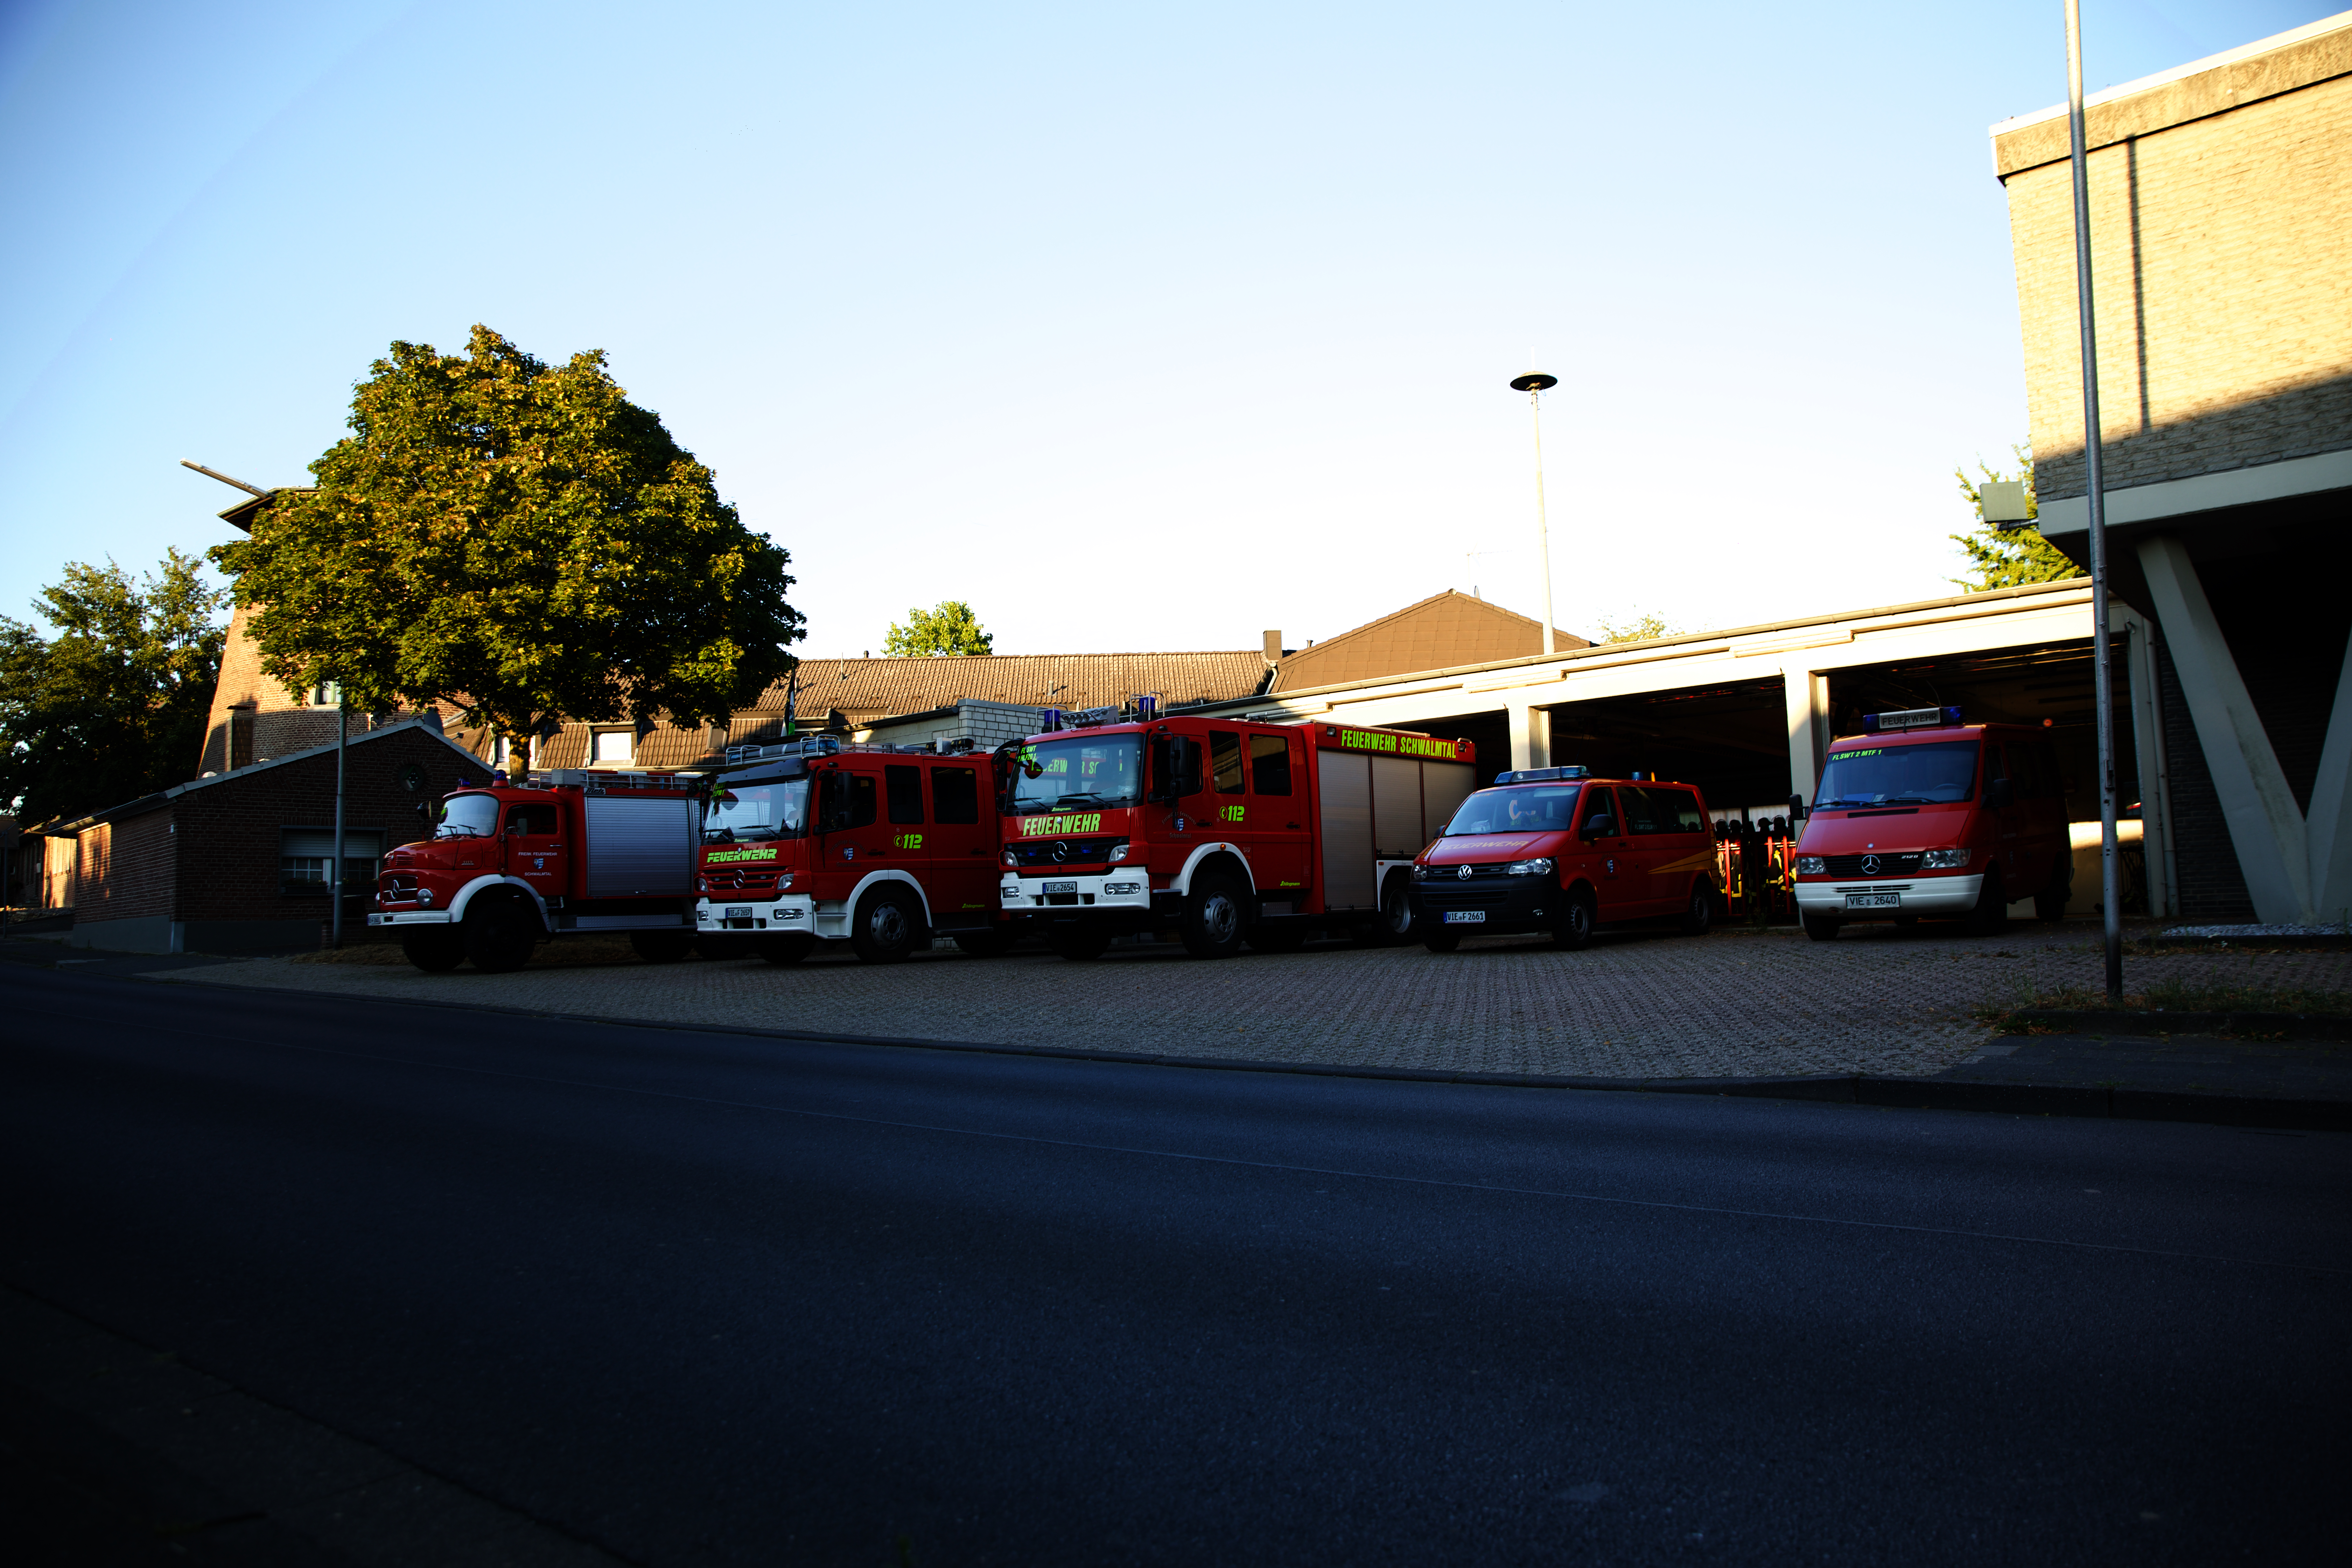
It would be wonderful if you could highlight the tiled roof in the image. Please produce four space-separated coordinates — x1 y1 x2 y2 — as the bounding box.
752 652 1271 722
1267 592 1588 694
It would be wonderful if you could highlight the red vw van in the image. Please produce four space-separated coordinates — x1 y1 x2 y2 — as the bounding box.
1411 767 1718 951
1791 708 2071 941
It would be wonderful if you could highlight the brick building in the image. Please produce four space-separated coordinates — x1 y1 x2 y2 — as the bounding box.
1991 10 2352 921
54 719 491 953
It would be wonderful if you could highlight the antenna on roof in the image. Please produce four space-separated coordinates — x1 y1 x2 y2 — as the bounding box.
180 461 269 497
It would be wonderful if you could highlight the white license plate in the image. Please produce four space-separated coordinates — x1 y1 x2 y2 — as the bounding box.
1443 910 1486 924
1844 892 1900 910
1043 881 1078 894
725 905 752 919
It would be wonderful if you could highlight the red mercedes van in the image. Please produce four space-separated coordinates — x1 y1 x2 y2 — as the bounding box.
1412 767 1718 951
1791 707 2070 940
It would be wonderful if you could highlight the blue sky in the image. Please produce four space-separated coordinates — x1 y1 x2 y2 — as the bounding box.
0 0 2333 657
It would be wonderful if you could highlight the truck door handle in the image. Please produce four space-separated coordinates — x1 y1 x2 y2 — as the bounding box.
1287 822 1301 829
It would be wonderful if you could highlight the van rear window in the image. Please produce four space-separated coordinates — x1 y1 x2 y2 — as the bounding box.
1816 741 1979 807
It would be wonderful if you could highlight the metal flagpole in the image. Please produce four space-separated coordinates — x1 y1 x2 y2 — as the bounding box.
1510 371 1561 655
332 682 348 950
2065 0 2123 1000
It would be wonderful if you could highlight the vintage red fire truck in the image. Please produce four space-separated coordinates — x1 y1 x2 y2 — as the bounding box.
370 769 703 972
998 708 1477 959
694 737 1010 965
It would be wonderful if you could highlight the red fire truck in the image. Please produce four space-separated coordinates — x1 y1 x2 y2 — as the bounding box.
370 769 702 972
998 708 1477 959
694 737 1010 965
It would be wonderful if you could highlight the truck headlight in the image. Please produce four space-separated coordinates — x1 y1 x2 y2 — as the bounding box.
1505 858 1554 876
415 887 434 907
777 872 793 890
1921 848 1970 869
1108 841 1131 862
1104 881 1141 895
1796 856 1826 875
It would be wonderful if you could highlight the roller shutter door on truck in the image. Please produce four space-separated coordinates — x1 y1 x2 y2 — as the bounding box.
1422 761 1473 838
1317 754 1375 909
583 794 696 897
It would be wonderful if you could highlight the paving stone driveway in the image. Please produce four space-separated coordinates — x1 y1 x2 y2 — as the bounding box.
153 920 2352 1081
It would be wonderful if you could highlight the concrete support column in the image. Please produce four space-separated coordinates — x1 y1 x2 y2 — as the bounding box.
1507 701 1551 771
1782 666 1830 802
2307 621 2352 923
2120 611 2176 918
2136 535 2313 921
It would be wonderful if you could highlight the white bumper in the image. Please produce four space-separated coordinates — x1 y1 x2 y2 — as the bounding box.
368 909 453 927
1794 875 1983 919
696 894 817 933
1002 870 1152 913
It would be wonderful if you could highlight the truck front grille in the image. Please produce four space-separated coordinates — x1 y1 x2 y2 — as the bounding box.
704 867 783 891
1818 853 1924 878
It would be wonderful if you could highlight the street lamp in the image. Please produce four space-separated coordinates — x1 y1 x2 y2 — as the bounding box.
2063 0 2123 1000
1509 372 1560 656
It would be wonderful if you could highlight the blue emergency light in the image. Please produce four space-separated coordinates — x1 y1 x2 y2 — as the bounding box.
1861 706 1963 733
1491 765 1590 785
1136 695 1158 721
1041 707 1064 732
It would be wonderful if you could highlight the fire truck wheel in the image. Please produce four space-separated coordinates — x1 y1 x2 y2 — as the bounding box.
630 931 694 964
400 929 465 972
850 886 923 964
1179 875 1249 960
1245 920 1308 954
1552 889 1598 951
1045 923 1110 961
462 895 539 973
1352 870 1418 947
1680 880 1714 937
758 933 816 966
1963 868 2009 937
1801 912 1841 941
1421 930 1461 954
951 928 1011 958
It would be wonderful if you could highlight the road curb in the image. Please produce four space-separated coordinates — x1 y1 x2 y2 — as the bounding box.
2000 1007 2352 1041
121 968 2352 1132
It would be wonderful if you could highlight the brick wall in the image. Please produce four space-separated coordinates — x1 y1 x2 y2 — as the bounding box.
169 726 492 927
1999 48 2352 499
198 604 423 774
75 810 176 923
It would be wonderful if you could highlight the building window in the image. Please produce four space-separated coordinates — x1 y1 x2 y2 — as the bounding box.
490 736 510 768
308 681 340 707
280 828 384 897
592 729 634 765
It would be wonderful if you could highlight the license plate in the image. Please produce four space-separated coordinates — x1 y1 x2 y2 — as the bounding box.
725 905 752 919
1043 881 1078 894
1443 910 1486 924
1844 892 1900 910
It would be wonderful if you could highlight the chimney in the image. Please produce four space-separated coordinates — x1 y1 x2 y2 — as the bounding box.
1262 630 1283 667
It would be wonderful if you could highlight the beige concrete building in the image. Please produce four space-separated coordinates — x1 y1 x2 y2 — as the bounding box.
1991 11 2352 924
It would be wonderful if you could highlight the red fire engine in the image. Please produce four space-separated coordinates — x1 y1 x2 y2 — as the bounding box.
997 706 1477 959
370 769 702 972
695 737 1010 965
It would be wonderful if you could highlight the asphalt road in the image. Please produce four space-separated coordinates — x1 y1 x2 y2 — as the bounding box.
2 967 2345 1566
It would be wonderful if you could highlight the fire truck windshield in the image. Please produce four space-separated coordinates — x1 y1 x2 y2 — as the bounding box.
1440 786 1582 835
435 794 501 838
703 779 810 842
1008 736 1145 815
1815 741 1980 808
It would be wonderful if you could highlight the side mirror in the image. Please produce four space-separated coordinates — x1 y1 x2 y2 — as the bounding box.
1160 735 1203 800
1986 776 2014 810
1789 792 1808 822
1582 814 1613 839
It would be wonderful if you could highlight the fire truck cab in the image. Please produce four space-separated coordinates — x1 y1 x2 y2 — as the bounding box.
694 737 1008 965
370 770 702 972
1791 708 2071 940
997 708 1475 960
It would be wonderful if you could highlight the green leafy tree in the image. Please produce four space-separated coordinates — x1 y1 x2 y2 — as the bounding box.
1949 445 2082 592
0 551 227 824
214 326 803 777
1594 611 1676 644
884 600 994 657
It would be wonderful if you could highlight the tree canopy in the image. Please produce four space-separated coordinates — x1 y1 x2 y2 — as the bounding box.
0 550 226 824
1594 611 1677 644
1949 447 2083 593
214 326 803 773
884 601 994 657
